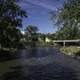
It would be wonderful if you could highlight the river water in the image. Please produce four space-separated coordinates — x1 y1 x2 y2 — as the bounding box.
0 47 80 80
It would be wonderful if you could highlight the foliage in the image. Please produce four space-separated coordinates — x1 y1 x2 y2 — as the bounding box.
57 0 80 26
53 0 80 40
55 26 80 40
0 0 27 48
26 25 38 34
25 25 39 42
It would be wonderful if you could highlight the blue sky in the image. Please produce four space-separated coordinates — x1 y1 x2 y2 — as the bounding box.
18 0 64 33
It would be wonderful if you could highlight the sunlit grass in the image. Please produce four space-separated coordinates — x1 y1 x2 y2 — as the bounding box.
0 48 17 52
60 46 80 56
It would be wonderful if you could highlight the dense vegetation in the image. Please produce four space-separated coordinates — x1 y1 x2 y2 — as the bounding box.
0 0 80 51
51 0 80 57
0 0 27 50
53 0 80 40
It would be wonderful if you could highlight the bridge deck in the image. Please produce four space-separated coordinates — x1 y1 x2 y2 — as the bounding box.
52 39 80 46
53 40 80 42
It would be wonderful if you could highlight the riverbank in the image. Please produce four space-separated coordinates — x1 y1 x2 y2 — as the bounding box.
60 46 80 58
0 47 18 52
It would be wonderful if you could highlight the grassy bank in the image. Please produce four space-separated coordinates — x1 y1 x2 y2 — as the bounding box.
60 46 80 57
0 47 18 52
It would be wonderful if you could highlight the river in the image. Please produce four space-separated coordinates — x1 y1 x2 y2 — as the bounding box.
0 47 80 80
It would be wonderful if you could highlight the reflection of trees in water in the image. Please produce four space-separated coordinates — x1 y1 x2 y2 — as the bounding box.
29 48 38 57
1 64 78 80
30 42 37 47
17 48 38 59
27 47 57 58
0 51 19 62
27 47 51 58
0 48 79 80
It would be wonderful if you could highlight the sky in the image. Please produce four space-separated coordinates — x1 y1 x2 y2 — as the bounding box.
18 0 64 33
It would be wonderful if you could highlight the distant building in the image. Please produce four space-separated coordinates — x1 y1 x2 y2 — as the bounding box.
21 31 25 35
38 37 43 42
45 37 52 43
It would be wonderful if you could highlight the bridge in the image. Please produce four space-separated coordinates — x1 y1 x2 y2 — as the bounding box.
52 39 80 47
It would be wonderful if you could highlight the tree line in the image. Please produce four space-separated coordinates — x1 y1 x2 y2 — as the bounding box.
0 0 27 49
53 0 80 40
0 0 80 50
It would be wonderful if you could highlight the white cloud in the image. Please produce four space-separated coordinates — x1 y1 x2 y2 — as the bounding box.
21 0 58 11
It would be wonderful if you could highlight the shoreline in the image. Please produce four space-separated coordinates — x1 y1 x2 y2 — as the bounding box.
60 46 80 59
0 48 18 52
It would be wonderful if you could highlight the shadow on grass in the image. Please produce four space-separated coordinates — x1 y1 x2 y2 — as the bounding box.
0 63 78 80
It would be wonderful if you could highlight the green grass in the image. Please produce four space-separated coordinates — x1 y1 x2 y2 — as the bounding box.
0 47 17 52
60 46 80 56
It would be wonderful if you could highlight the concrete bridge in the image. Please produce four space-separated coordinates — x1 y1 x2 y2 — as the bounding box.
53 39 80 47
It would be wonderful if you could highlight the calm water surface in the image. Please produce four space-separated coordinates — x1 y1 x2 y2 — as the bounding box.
0 47 80 80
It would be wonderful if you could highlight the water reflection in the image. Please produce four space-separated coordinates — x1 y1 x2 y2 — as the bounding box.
0 47 56 62
1 63 77 80
19 47 53 59
0 47 79 80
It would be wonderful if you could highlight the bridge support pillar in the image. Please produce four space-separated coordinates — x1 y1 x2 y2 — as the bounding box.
63 41 66 47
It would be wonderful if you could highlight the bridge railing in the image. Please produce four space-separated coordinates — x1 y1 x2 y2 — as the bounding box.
53 40 80 42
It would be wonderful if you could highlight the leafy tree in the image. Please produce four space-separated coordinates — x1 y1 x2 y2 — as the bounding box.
0 0 27 48
52 0 80 40
25 25 39 42
55 25 80 40
26 25 38 34
46 33 56 40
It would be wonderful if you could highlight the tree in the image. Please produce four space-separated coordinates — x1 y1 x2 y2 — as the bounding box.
25 25 39 42
26 25 38 34
55 25 80 40
0 0 27 48
53 0 80 40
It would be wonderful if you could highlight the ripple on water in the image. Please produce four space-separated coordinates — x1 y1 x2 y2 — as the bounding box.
0 48 80 80
0 63 78 80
